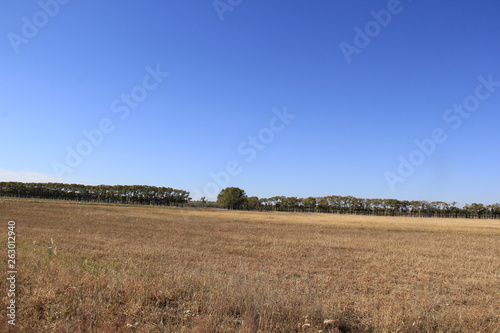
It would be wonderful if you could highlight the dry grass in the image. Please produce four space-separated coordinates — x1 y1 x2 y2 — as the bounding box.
0 198 499 332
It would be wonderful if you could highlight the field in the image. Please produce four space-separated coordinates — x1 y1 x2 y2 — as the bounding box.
0 198 499 332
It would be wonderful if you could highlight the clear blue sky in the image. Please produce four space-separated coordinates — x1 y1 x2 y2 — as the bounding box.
1 0 499 204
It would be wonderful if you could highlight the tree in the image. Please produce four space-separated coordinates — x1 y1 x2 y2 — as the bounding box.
318 197 330 212
487 204 500 219
465 203 486 218
303 197 317 211
245 196 260 210
283 197 300 211
217 187 247 210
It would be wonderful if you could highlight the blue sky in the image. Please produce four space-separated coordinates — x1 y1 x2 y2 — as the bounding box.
1 0 499 204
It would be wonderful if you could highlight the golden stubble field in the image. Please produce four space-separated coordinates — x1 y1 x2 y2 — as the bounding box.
0 198 499 332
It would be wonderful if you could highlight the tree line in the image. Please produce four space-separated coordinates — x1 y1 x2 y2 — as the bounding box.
1 182 497 219
0 182 190 206
217 187 500 219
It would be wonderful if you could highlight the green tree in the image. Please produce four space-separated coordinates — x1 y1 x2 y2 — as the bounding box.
303 197 317 211
217 187 247 210
245 196 260 210
465 203 486 218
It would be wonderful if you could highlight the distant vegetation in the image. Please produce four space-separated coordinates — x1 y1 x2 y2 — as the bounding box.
0 182 190 206
216 187 500 219
1 182 498 218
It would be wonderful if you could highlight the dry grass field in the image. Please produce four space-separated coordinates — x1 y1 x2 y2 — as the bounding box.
0 198 499 332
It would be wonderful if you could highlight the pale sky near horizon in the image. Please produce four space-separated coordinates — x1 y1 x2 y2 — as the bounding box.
1 0 499 204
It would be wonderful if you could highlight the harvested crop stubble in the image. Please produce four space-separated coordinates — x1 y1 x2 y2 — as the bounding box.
0 198 499 332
